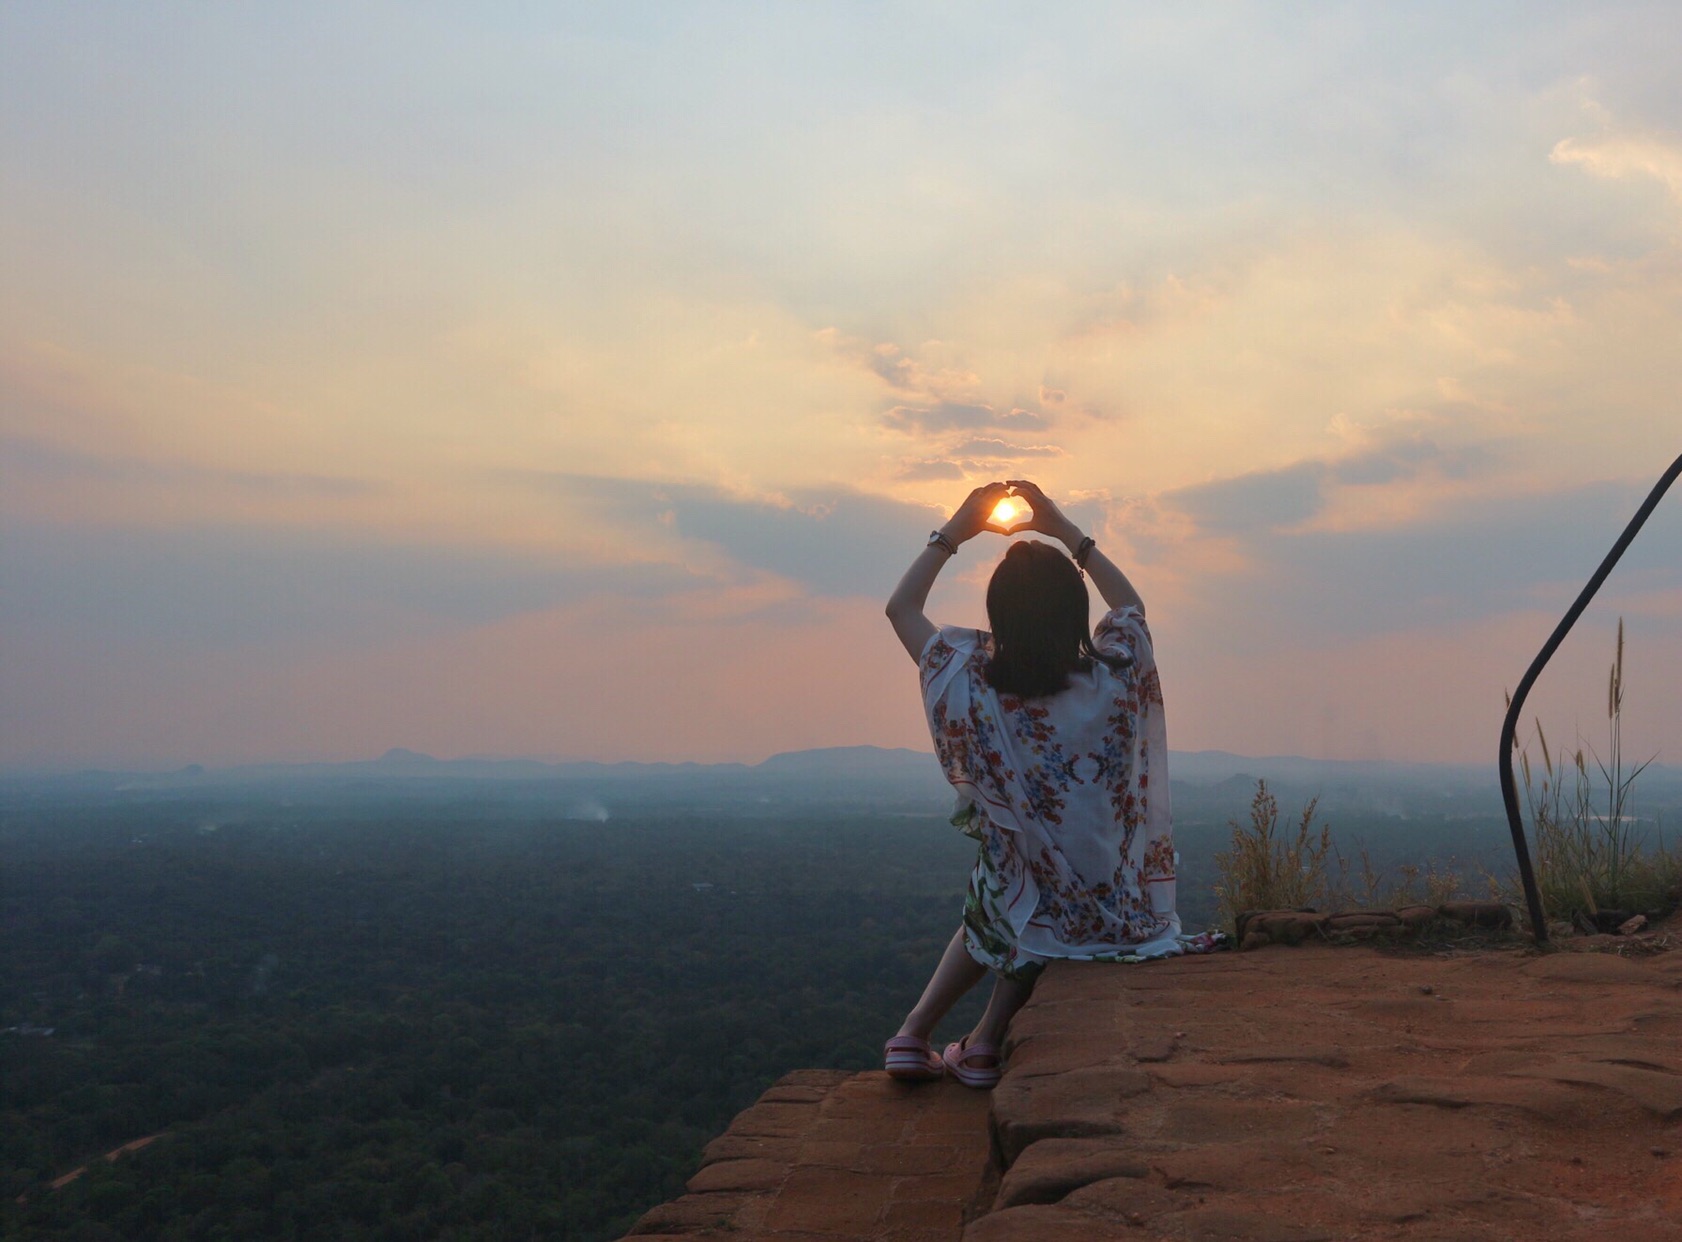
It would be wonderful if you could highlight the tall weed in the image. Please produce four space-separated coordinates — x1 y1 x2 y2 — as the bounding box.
1213 781 1333 931
1513 618 1678 924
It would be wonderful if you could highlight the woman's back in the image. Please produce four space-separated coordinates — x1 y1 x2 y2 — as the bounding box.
919 604 1178 960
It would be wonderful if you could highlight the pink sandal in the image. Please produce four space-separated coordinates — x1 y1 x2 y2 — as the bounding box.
942 1037 1002 1089
884 1035 944 1082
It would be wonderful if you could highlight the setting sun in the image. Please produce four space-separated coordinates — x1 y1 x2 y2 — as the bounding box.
991 497 1024 527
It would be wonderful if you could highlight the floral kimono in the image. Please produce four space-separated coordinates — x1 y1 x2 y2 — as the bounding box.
920 606 1213 979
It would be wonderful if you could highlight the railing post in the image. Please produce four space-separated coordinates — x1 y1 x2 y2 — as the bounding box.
1499 453 1682 944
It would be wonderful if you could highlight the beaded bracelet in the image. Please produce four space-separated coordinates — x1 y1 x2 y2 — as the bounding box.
1073 535 1096 574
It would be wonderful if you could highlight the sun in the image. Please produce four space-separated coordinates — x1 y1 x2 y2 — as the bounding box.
991 497 1023 527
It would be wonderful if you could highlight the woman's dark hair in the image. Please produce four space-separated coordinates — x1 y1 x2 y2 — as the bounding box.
984 541 1130 698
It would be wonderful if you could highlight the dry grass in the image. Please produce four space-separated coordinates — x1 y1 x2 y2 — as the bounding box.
1511 618 1681 928
1212 781 1474 935
1212 781 1334 932
1348 853 1469 910
1213 621 1680 937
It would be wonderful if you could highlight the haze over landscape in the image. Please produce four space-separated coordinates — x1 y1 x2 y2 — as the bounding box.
4 3 1682 774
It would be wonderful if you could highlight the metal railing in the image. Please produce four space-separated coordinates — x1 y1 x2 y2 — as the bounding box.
1500 453 1682 944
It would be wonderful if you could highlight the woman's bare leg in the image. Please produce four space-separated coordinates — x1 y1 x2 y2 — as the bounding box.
894 927 986 1042
970 971 1036 1055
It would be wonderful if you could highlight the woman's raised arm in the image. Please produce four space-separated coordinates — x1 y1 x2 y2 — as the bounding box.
885 482 1011 662
1078 545 1145 615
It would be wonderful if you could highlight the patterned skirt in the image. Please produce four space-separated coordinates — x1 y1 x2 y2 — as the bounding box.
956 808 1223 980
960 828 1047 982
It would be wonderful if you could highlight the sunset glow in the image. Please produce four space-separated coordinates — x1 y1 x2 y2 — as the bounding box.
991 498 1024 529
4 5 1682 769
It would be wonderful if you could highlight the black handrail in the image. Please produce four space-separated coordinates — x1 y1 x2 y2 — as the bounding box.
1500 453 1682 943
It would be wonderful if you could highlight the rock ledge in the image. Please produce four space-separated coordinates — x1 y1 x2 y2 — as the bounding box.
625 942 1682 1241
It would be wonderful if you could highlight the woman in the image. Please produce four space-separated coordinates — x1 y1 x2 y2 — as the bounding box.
882 480 1210 1088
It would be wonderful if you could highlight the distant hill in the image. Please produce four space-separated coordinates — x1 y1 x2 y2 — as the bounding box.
756 746 934 775
9 746 1682 819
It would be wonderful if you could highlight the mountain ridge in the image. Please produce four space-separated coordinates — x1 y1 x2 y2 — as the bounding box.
10 744 1682 811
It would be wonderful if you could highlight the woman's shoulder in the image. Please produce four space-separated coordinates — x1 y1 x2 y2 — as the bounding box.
920 625 995 699
921 624 992 663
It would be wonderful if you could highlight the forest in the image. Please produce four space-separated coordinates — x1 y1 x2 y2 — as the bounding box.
0 754 1545 1240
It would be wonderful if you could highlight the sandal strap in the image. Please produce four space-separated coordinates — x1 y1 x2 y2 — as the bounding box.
884 1035 933 1054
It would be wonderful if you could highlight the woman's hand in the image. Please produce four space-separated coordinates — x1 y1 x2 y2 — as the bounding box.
1004 479 1083 548
942 481 1014 545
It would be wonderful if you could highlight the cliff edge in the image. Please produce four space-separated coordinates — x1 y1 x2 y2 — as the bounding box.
624 941 1682 1241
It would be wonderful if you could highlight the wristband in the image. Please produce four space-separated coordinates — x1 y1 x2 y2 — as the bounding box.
927 530 959 557
1073 536 1096 573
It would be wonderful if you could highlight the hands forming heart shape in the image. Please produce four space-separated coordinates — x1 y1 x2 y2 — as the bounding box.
947 479 1077 545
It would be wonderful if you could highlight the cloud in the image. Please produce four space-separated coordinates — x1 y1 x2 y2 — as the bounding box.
882 402 1049 434
1 434 379 499
0 521 711 649
814 329 1055 441
1171 460 1327 535
1164 437 1498 536
896 459 968 482
1156 475 1682 656
519 473 947 598
1120 440 1682 661
1552 130 1682 205
814 330 981 399
893 449 1079 483
1272 481 1682 631
949 438 1066 460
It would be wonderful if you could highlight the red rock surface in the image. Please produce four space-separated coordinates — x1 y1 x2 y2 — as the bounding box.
623 1068 991 1241
623 941 1682 1240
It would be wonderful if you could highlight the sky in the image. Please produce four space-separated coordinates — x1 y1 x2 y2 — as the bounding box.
3 2 1682 770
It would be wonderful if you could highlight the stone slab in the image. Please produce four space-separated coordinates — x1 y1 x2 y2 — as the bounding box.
687 1157 790 1194
992 1137 1148 1208
626 1191 748 1235
962 1203 1139 1242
